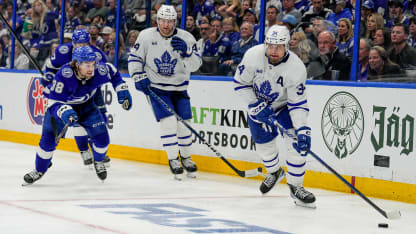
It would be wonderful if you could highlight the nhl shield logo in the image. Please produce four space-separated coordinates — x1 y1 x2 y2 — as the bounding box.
321 91 364 159
27 77 48 125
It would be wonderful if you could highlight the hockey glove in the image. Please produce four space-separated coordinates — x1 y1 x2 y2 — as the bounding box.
248 100 276 127
116 83 132 110
134 72 151 95
293 126 311 155
101 112 108 124
171 36 190 57
40 72 54 96
58 105 78 127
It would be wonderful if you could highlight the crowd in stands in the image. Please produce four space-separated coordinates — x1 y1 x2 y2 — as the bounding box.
1 0 416 82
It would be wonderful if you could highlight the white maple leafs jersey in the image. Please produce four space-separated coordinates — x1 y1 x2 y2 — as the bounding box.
233 44 309 130
128 28 202 91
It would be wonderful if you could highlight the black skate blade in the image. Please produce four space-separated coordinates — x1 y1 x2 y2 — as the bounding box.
21 182 33 187
293 199 317 209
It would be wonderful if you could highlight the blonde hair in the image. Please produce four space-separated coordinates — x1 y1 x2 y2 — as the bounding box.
337 18 353 42
222 17 239 32
31 0 47 28
291 31 310 62
366 13 384 39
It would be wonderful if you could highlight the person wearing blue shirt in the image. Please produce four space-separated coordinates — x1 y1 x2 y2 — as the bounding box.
326 0 352 26
23 46 132 185
193 0 216 25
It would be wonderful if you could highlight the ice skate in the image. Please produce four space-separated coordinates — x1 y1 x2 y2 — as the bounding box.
22 169 44 186
260 167 285 194
103 155 111 168
80 150 93 168
288 184 316 209
180 156 197 178
169 157 184 181
94 160 107 181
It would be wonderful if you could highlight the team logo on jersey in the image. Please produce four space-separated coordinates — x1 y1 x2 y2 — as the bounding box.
27 77 48 125
321 91 364 159
59 45 69 54
253 81 279 104
97 64 107 76
154 51 177 76
62 67 73 78
95 52 103 62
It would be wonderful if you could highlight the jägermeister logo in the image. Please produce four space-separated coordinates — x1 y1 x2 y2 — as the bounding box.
321 91 364 159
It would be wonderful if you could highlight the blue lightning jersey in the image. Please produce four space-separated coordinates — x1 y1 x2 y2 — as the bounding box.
45 42 107 79
47 62 125 120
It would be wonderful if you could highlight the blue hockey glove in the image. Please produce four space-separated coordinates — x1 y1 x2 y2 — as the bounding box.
58 105 78 127
134 72 150 95
171 36 190 57
248 100 275 127
293 126 311 155
116 83 132 110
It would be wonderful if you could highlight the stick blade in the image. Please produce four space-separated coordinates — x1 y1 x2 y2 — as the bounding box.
386 210 401 219
243 167 263 177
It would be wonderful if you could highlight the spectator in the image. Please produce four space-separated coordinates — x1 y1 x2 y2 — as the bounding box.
7 45 29 70
237 0 254 25
218 21 257 75
151 14 158 27
385 0 410 28
193 0 216 24
336 18 354 57
278 0 302 24
63 32 72 43
88 23 104 48
279 14 297 33
197 22 212 55
222 17 240 44
203 17 232 64
4 2 24 36
175 4 182 28
126 30 139 53
41 42 59 70
105 0 125 28
100 26 113 45
108 42 128 73
242 8 258 25
255 0 282 17
91 15 105 28
64 6 81 33
186 16 201 41
365 13 384 41
408 16 416 48
85 0 110 24
266 5 279 31
368 46 403 80
290 31 321 78
360 0 375 37
30 0 59 66
326 0 352 26
316 30 351 80
358 39 372 81
374 27 392 50
200 15 212 25
294 0 311 14
302 0 333 24
388 23 416 69
310 17 327 45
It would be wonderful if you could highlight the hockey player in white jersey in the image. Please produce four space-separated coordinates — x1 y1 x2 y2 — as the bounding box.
128 5 202 180
233 25 316 208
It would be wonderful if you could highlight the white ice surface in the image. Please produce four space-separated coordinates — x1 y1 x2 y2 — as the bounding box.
0 141 415 234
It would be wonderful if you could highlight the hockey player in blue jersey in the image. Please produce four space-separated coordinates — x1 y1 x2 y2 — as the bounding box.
43 28 111 168
128 5 202 180
233 25 316 208
23 46 132 185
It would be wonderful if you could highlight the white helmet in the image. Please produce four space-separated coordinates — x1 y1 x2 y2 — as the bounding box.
157 4 177 21
265 25 290 48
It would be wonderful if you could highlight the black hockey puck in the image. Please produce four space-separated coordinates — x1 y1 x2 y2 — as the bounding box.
378 223 388 228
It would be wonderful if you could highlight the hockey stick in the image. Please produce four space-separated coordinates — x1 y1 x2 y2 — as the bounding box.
273 120 401 220
0 12 44 75
55 117 75 144
147 87 263 178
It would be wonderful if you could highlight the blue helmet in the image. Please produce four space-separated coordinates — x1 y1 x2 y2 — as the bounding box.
72 46 97 63
72 29 90 44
